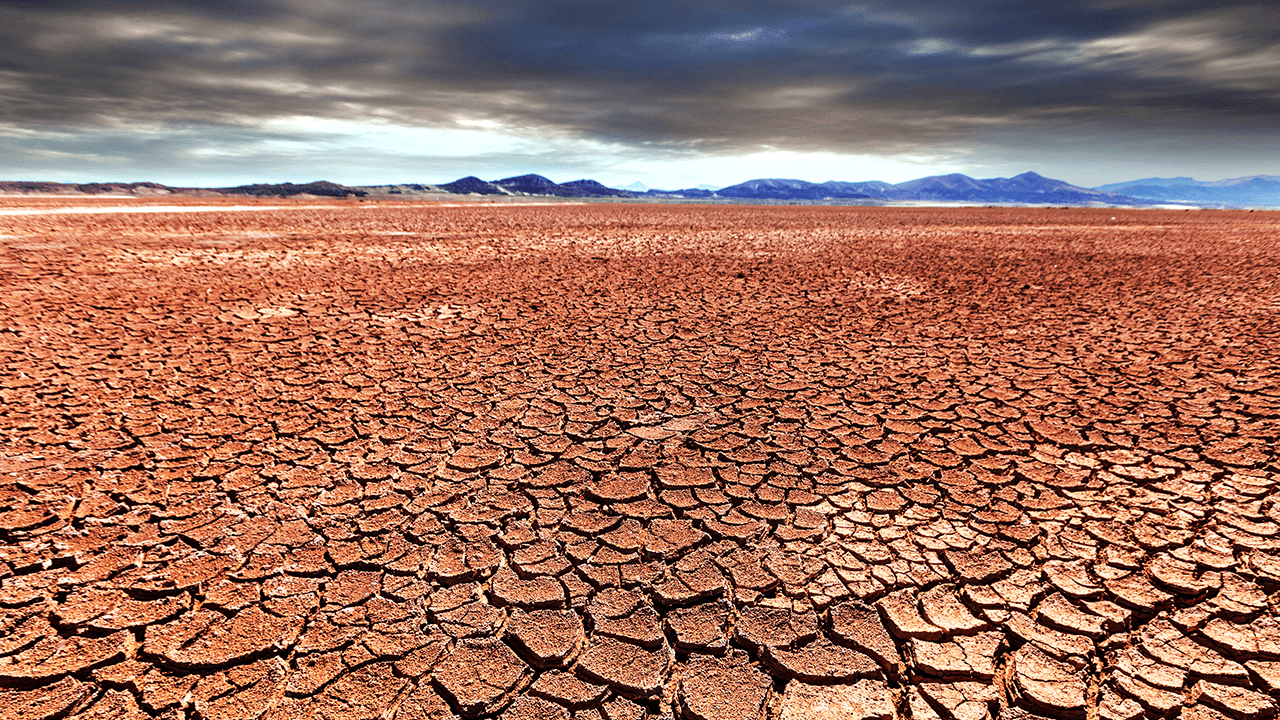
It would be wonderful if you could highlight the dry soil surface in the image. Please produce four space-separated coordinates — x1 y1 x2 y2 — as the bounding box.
1 199 1278 720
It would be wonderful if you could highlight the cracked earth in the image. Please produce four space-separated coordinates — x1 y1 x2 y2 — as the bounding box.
1 199 1278 720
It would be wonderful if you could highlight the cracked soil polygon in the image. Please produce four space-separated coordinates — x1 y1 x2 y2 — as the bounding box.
1 199 1278 720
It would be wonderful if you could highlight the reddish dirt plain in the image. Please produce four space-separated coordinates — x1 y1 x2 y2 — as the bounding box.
1 198 1278 720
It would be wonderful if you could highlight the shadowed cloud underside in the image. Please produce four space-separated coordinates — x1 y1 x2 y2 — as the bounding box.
0 0 1277 185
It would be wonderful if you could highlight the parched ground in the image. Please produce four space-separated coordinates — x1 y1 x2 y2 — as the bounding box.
1 199 1278 720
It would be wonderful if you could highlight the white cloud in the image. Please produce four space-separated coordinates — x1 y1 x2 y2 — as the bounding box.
901 38 962 56
256 116 536 157
955 10 1280 91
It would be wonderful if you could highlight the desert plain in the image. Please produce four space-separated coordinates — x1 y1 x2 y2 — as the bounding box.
0 198 1278 720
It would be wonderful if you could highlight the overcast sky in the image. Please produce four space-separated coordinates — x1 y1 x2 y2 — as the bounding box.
2 0 1277 188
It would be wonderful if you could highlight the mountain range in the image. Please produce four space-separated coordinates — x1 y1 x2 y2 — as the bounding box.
1093 176 1280 207
3 172 1279 207
0 180 369 198
442 171 1279 206
640 172 1153 205
430 171 1150 205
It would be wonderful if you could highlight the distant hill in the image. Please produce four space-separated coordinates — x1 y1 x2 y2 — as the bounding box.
714 178 872 201
218 181 366 198
0 180 368 198
489 174 633 198
439 176 508 195
0 180 178 196
1093 176 1280 208
558 179 632 198
493 174 564 195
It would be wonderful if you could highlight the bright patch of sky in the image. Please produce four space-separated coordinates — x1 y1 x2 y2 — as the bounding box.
706 27 786 44
258 117 534 158
2 113 1273 191
612 148 968 189
236 118 973 188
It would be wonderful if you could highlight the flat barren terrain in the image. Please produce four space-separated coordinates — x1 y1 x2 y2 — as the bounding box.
1 199 1278 720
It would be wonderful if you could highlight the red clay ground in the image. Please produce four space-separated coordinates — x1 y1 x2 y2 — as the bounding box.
1 199 1278 720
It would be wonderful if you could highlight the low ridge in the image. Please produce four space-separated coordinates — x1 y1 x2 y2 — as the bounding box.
440 176 508 195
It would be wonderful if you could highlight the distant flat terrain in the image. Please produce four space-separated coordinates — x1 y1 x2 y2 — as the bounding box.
1 200 1277 720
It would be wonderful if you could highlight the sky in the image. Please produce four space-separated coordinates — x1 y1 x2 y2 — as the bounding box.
1 0 1277 189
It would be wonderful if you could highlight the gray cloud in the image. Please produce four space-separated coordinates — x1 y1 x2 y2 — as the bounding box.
1 0 1277 179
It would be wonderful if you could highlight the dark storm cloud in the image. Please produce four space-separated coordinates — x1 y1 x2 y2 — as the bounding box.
1 0 1277 156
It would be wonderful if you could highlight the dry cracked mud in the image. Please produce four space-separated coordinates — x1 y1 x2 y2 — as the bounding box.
1 198 1278 720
